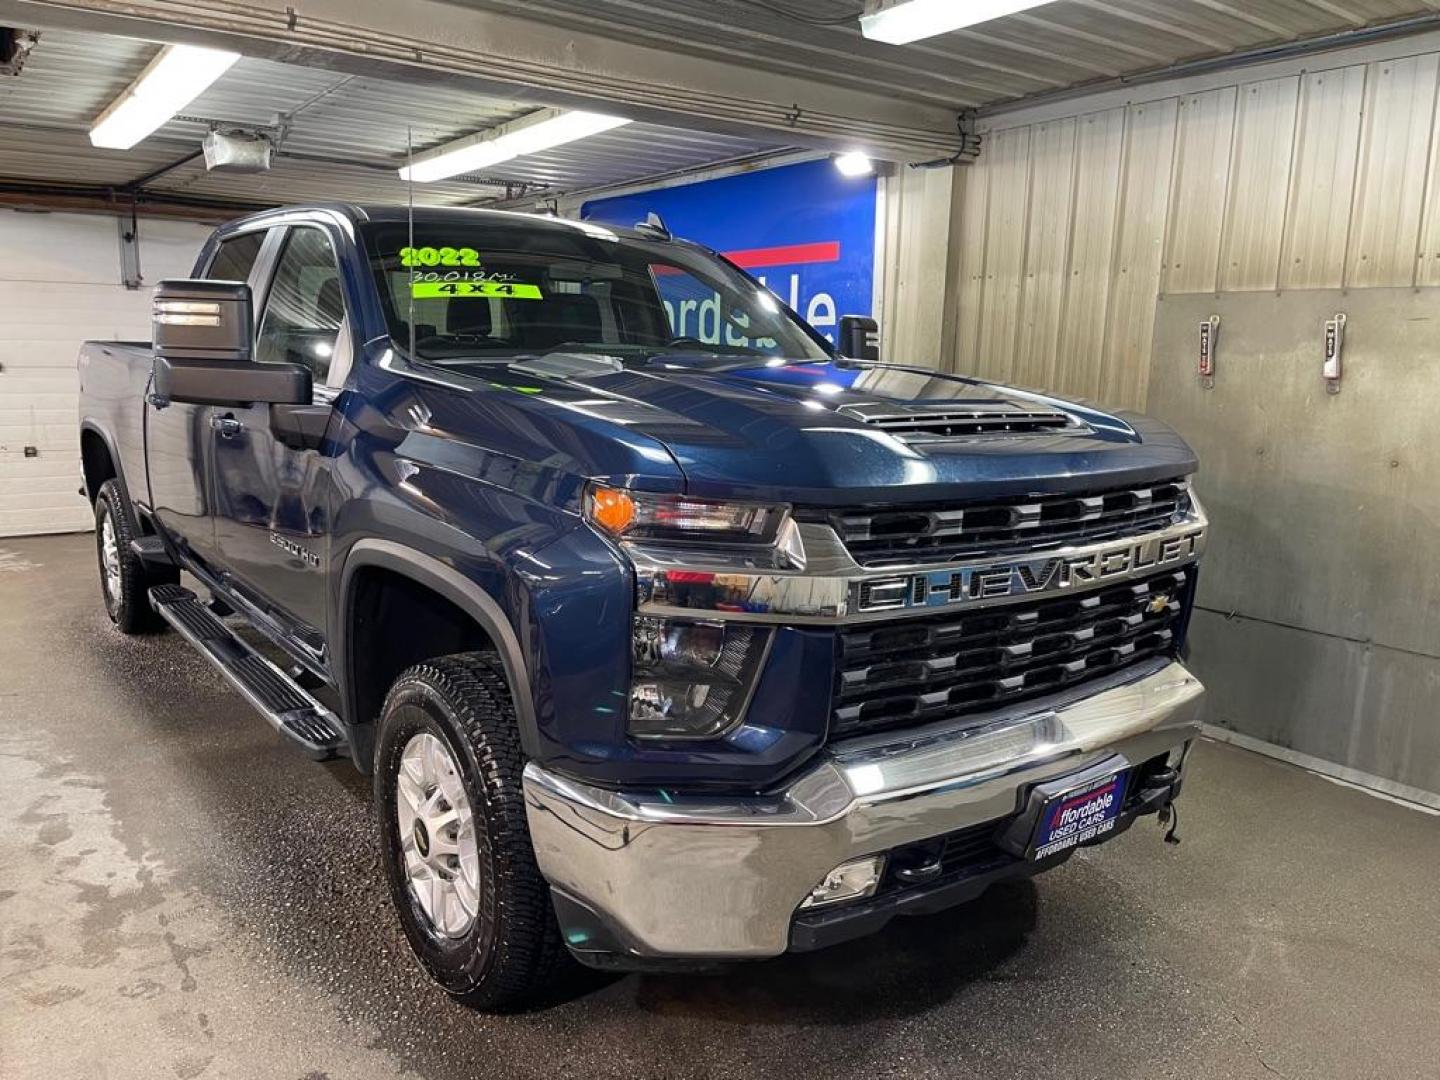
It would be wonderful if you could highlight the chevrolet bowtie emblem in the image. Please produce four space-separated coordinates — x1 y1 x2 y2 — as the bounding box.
1147 594 1173 614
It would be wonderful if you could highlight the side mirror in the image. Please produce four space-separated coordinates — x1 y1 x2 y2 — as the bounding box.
150 279 312 407
839 314 880 362
153 279 253 362
155 355 312 407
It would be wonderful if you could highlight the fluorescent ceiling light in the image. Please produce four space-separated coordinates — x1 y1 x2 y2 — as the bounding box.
400 109 632 183
90 43 240 150
860 0 1052 45
833 151 874 177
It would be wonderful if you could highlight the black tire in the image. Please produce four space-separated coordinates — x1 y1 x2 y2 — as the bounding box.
374 652 570 1011
94 479 177 635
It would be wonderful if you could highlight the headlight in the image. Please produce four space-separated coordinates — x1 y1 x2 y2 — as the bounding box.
585 485 788 546
629 616 771 739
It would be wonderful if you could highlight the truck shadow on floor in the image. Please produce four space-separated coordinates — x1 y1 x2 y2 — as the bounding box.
72 608 1040 1028
624 879 1040 1025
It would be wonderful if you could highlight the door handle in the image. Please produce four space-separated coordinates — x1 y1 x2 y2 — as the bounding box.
210 414 244 438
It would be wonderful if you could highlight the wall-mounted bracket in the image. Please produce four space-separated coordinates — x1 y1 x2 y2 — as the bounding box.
1198 314 1219 389
1323 312 1345 395
116 212 142 289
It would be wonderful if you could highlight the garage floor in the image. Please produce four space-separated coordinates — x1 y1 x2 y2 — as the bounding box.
2 533 1437 1080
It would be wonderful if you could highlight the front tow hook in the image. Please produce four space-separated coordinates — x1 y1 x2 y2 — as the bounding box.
1132 766 1182 815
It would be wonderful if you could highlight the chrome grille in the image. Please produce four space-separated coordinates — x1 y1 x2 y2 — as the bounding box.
830 570 1189 742
830 479 1191 568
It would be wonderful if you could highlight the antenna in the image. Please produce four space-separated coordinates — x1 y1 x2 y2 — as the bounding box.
407 124 416 364
635 211 671 240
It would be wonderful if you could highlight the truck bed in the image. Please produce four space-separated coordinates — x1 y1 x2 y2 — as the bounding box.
77 340 153 508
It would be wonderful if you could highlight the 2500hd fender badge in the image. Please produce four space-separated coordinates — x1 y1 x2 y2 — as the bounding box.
856 527 1206 613
269 532 321 568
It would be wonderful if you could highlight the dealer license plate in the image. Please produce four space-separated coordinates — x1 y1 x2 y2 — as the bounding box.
1029 769 1129 860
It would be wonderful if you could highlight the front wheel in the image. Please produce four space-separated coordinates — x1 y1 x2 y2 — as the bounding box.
94 479 176 634
374 652 569 1011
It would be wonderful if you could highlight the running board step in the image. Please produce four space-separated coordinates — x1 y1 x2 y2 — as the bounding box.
129 535 173 566
149 584 346 761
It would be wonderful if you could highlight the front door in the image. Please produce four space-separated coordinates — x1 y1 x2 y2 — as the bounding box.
211 224 347 662
146 229 267 566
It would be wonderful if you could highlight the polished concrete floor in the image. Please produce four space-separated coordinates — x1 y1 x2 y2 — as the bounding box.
2 532 1438 1080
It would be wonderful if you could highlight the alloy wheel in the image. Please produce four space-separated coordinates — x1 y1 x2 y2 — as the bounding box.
100 511 122 608
395 731 482 939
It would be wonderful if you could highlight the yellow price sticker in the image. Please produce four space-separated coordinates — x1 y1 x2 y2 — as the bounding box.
410 280 543 300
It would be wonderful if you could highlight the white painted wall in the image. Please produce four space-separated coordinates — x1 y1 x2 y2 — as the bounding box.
0 209 213 537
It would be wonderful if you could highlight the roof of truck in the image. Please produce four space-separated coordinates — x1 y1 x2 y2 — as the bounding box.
221 202 661 243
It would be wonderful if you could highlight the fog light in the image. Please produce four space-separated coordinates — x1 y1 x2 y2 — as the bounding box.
799 855 886 910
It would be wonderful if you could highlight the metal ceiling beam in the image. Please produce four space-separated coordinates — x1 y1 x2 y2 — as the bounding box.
0 0 967 162
0 177 268 215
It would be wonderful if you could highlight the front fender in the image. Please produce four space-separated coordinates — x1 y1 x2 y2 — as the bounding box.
336 538 541 756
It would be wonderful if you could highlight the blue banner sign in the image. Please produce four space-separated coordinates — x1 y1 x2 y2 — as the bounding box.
581 159 877 346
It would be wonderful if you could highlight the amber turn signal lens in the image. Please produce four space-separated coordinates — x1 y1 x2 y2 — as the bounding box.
588 486 636 535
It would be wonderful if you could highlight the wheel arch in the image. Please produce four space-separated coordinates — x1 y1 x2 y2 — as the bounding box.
81 424 158 542
79 422 126 507
336 539 539 771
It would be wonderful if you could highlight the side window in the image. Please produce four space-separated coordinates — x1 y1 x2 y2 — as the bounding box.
204 232 264 283
255 227 344 384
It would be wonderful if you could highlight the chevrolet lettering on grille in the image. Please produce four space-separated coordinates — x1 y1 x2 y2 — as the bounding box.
856 526 1206 613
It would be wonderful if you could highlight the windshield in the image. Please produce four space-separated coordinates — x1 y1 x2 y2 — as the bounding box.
360 220 832 365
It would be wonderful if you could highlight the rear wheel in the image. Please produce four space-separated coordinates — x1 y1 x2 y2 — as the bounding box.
375 652 569 1011
94 479 176 634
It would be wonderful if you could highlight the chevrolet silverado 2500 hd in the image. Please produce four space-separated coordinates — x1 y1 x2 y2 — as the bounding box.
77 204 1207 1009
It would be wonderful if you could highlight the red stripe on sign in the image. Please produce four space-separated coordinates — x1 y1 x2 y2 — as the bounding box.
723 241 841 269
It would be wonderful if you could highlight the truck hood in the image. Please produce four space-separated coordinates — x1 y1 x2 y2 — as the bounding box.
462 354 1197 506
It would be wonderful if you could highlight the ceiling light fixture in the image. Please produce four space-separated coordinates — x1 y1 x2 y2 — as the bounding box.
833 151 875 177
90 43 241 150
860 0 1053 45
400 109 632 183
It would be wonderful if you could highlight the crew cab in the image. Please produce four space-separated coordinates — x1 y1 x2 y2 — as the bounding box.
77 203 1207 1008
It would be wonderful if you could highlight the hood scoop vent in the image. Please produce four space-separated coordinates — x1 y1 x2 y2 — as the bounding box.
836 400 1083 438
509 351 625 380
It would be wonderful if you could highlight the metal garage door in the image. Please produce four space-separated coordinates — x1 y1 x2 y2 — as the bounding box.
0 210 211 537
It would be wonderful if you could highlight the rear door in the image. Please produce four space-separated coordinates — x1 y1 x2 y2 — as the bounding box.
210 223 348 663
145 229 267 566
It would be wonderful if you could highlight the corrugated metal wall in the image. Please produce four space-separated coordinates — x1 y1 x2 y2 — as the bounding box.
1147 289 1440 803
903 35 1440 802
944 41 1440 411
876 165 959 367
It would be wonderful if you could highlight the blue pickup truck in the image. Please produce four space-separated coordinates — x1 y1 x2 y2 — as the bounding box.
77 204 1208 1009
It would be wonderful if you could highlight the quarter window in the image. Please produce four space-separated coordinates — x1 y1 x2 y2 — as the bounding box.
205 231 264 283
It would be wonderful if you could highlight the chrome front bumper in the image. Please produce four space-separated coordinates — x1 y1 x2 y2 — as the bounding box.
523 658 1204 961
